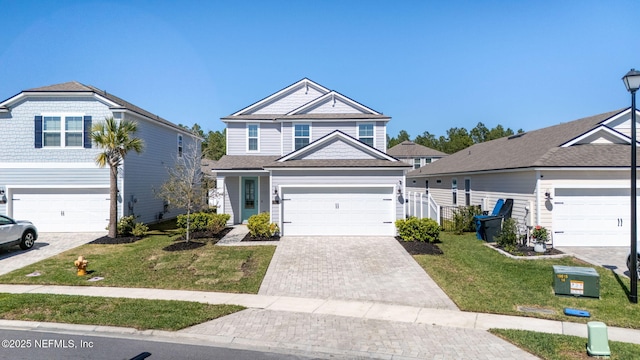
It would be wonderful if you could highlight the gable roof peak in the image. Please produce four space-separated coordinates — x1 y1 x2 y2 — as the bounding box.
26 81 92 92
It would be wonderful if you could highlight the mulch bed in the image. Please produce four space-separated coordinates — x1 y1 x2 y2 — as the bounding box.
395 237 443 255
90 235 142 245
494 244 564 257
241 233 280 242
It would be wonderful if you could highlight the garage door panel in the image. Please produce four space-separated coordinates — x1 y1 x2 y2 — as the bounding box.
282 187 395 236
553 188 634 246
13 189 109 232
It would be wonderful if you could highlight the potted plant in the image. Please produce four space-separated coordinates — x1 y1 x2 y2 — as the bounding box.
531 225 548 253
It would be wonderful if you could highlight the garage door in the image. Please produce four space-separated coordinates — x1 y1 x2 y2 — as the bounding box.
12 188 110 232
281 187 395 236
553 188 633 246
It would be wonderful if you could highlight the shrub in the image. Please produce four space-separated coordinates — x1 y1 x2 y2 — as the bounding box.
177 212 230 234
496 218 518 248
452 205 482 234
247 212 279 238
117 215 137 236
395 217 440 242
131 222 149 237
207 213 230 234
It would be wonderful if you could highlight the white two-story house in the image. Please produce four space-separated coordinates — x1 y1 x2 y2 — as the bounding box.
0 81 198 232
214 78 411 236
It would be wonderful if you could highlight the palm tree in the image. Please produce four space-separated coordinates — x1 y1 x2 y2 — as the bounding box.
91 117 144 238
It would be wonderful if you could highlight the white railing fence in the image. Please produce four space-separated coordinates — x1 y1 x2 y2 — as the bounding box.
406 191 440 225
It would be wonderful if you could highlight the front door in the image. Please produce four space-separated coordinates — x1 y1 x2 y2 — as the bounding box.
241 177 259 222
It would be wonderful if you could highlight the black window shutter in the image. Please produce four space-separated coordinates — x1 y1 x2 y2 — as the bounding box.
83 116 92 148
34 116 43 148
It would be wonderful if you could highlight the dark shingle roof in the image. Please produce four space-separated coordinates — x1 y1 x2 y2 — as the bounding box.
408 109 629 176
387 140 447 157
22 81 187 133
214 155 280 170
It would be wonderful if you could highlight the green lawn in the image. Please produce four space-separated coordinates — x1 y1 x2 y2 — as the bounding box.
0 224 275 294
491 329 640 360
414 233 640 329
0 293 243 331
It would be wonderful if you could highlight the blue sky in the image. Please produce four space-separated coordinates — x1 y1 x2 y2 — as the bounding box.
1 0 639 139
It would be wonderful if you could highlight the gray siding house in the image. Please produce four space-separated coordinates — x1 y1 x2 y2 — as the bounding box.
387 140 447 169
407 108 640 247
0 81 198 232
214 78 410 236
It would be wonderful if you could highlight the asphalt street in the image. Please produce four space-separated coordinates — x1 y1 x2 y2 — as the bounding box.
0 329 321 360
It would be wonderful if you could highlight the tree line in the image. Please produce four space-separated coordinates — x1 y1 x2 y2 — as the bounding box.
181 121 524 161
387 122 524 154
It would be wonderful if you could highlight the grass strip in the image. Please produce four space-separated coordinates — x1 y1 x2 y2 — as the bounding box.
0 293 244 331
491 328 640 360
0 227 274 294
414 232 640 329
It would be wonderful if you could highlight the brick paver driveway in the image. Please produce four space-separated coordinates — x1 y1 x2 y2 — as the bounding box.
0 232 105 276
259 236 458 309
556 246 631 278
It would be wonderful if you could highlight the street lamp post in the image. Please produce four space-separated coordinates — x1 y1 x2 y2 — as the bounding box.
623 68 640 304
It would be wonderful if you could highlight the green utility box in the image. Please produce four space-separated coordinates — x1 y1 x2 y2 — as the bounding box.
553 265 600 298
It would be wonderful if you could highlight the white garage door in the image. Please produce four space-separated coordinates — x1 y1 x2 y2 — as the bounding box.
12 188 110 232
553 188 633 246
281 187 395 236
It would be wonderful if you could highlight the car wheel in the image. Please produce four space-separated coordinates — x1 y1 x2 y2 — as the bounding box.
19 230 35 250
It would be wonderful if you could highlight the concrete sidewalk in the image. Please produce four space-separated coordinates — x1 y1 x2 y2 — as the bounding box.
1 284 639 358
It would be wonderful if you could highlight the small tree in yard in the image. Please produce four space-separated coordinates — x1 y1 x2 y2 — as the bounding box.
157 135 205 242
91 117 144 238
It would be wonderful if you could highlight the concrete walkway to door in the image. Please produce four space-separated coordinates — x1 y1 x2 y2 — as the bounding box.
259 236 458 310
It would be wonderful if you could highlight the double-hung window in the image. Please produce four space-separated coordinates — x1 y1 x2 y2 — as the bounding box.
294 124 310 150
464 178 471 206
358 123 374 147
413 158 421 169
247 124 259 152
43 115 83 147
177 135 183 158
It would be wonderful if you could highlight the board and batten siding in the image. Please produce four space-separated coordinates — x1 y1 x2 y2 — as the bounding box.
0 97 113 162
270 169 405 226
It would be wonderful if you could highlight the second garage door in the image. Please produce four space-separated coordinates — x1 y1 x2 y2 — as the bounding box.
12 188 110 232
281 187 395 236
553 188 631 246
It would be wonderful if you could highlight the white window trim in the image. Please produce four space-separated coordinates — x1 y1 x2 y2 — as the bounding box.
357 122 375 148
246 123 260 152
41 112 85 148
292 123 311 151
177 134 183 158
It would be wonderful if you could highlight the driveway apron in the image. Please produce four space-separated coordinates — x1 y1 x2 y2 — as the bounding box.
0 232 105 276
259 236 458 310
556 246 630 277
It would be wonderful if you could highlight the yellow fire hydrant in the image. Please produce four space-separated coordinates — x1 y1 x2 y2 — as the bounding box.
74 256 88 276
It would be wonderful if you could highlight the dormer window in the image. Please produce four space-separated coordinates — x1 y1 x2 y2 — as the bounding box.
247 124 259 152
358 123 374 147
294 124 310 150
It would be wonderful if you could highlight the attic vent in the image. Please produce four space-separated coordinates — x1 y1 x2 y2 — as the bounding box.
508 132 526 140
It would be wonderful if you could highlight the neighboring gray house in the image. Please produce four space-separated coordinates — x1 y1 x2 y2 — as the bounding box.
407 108 639 247
214 78 410 236
0 81 198 232
387 140 447 169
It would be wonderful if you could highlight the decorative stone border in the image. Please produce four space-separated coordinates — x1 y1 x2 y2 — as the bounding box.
483 242 571 260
